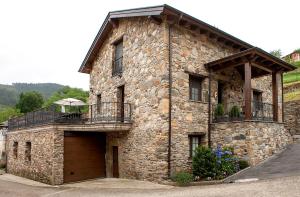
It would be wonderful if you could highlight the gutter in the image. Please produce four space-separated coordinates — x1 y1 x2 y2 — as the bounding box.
167 24 173 178
208 69 212 148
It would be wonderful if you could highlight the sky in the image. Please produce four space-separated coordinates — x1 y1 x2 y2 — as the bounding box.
0 0 299 90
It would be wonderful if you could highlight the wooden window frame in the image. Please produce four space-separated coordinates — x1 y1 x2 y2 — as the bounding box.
189 135 202 158
112 38 123 76
189 75 203 102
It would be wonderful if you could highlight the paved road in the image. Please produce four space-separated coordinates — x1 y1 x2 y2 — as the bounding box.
226 144 300 182
1 144 300 197
0 176 300 197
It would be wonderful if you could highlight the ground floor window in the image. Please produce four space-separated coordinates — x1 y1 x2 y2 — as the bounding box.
189 135 203 158
25 142 31 163
13 142 18 159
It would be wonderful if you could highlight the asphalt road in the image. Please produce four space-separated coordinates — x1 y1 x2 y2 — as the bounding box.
0 175 300 197
226 144 300 182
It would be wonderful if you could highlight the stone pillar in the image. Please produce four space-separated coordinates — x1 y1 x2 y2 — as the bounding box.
244 62 252 120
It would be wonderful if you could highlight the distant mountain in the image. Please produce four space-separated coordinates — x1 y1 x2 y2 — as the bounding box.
0 83 65 108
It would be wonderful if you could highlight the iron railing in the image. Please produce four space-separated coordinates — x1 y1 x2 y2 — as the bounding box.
112 57 123 76
212 100 274 123
90 102 131 123
8 102 132 130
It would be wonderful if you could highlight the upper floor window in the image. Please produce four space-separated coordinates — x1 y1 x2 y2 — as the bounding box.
189 75 203 101
112 39 123 76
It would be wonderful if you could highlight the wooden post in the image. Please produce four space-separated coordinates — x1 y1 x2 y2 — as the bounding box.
244 62 252 120
272 72 278 122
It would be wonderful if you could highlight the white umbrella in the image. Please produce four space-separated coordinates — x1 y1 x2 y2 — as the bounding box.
54 98 86 112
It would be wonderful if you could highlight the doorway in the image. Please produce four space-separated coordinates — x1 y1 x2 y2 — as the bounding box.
112 146 119 178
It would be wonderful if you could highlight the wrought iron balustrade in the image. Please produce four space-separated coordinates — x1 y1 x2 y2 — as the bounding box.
90 102 131 123
212 100 274 123
8 102 132 130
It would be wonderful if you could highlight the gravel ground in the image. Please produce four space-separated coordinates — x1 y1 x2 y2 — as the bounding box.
0 175 300 197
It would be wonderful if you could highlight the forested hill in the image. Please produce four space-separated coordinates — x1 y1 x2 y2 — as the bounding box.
0 83 65 108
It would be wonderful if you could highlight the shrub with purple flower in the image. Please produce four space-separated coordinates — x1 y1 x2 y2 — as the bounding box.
192 145 239 180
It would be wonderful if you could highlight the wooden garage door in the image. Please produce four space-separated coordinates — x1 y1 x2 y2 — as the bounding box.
64 132 106 183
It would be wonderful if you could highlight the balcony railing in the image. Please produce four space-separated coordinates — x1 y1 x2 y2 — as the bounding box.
212 100 273 123
90 102 131 122
8 102 132 130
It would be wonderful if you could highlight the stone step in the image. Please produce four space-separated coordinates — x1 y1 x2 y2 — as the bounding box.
293 135 300 143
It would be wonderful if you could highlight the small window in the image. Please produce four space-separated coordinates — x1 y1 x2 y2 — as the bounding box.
97 94 102 113
112 39 123 76
25 142 31 163
189 135 203 158
13 141 18 159
189 75 203 101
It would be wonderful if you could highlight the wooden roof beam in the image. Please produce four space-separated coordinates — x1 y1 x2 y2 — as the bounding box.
251 62 273 73
148 16 162 25
108 18 118 28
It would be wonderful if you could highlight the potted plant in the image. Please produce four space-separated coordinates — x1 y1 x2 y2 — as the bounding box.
229 105 241 121
214 104 225 122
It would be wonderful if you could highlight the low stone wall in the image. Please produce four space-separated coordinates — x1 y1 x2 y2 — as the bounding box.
284 100 300 135
211 121 292 165
6 126 64 185
283 83 300 94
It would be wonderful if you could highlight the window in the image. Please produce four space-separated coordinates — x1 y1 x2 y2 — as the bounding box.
189 75 203 101
13 142 18 159
112 39 123 76
189 135 203 158
25 142 31 163
97 94 102 113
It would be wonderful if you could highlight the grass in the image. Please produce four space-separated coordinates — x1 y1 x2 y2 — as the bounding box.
284 71 300 84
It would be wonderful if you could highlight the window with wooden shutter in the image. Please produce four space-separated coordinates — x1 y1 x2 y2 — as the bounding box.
189 75 203 101
113 40 123 76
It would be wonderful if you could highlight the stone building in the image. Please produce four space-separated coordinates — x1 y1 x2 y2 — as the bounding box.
6 5 295 185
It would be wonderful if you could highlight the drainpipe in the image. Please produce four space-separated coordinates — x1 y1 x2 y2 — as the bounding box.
167 24 173 178
208 69 212 148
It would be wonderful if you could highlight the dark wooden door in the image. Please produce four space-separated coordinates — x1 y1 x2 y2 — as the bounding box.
117 86 125 122
112 146 119 178
64 132 106 183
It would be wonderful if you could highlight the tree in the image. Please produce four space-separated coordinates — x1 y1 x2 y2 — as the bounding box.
0 107 21 122
16 91 44 113
270 49 282 58
44 86 89 107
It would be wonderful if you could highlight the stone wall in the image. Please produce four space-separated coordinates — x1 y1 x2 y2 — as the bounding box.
284 100 300 135
169 24 240 173
284 83 300 94
211 121 292 165
89 17 170 181
6 126 64 185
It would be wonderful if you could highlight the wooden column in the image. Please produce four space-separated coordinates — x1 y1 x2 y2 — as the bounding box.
272 72 278 122
244 62 252 120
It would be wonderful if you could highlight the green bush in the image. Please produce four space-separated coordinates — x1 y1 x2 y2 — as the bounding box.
238 160 249 170
229 105 240 118
171 172 193 186
192 145 239 180
192 146 217 178
215 104 224 117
